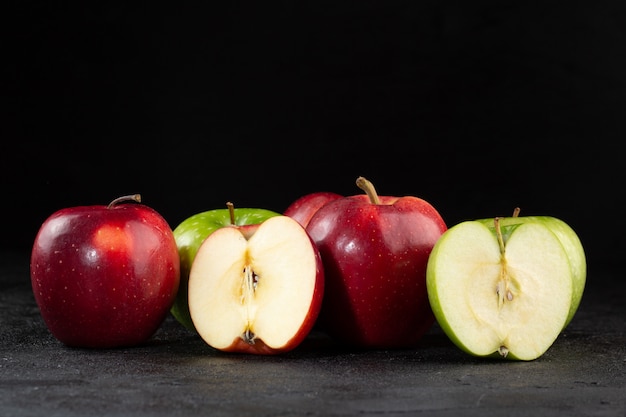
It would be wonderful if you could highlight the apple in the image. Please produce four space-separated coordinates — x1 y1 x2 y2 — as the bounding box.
426 208 586 361
284 191 343 228
187 215 324 354
305 176 448 349
476 209 586 328
30 194 180 348
170 203 281 332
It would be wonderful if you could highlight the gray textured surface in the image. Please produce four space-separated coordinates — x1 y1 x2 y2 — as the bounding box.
1 251 624 417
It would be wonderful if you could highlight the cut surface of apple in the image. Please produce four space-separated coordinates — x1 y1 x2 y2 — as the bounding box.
427 221 573 361
476 216 586 328
188 215 323 354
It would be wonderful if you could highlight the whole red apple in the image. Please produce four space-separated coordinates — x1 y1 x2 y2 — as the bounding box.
306 177 447 349
284 191 343 228
30 194 180 348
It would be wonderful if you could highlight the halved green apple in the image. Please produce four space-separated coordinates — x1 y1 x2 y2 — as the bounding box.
476 215 586 328
426 214 584 361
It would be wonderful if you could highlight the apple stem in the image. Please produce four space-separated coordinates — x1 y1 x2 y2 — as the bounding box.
494 216 516 308
107 194 141 209
494 217 505 255
512 207 521 217
226 202 236 225
356 176 381 205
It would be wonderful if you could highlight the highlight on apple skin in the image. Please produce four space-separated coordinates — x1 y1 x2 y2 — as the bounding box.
284 191 343 228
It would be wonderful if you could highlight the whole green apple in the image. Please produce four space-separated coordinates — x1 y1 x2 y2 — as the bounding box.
426 209 586 361
171 203 280 331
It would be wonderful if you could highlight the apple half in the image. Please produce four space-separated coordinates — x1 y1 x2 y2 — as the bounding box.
188 215 324 354
426 219 576 361
475 215 586 328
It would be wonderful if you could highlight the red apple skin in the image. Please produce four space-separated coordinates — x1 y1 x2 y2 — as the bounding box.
284 192 343 228
306 194 447 349
192 221 325 355
30 199 180 348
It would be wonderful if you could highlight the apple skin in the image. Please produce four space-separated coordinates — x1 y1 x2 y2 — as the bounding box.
476 215 586 328
188 216 325 355
171 207 281 332
284 191 343 228
305 180 447 349
30 195 180 349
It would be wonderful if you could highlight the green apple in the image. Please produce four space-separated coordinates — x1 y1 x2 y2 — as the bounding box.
426 211 586 361
171 203 280 331
475 213 586 328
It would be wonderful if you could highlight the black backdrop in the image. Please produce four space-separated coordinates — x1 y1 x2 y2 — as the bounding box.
3 2 625 267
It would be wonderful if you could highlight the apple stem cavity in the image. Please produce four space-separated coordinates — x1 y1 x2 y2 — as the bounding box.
356 176 381 205
107 194 142 209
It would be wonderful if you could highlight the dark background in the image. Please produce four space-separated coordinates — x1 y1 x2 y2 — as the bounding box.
3 2 625 268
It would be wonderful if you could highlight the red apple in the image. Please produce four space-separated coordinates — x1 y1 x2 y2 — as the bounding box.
284 191 343 228
30 194 180 348
188 215 324 354
305 177 447 349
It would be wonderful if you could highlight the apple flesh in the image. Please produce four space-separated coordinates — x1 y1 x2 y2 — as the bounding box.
284 191 343 228
426 215 581 361
475 214 586 328
188 215 324 354
171 204 280 332
305 177 447 349
30 194 180 348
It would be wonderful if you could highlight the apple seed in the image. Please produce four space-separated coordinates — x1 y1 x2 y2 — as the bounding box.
496 274 516 309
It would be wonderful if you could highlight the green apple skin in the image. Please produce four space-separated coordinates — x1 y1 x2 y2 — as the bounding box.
171 208 281 331
476 216 586 328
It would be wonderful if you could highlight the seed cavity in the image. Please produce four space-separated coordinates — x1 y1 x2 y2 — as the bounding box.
240 264 258 345
496 266 515 309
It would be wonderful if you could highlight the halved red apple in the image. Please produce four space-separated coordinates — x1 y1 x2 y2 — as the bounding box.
188 215 324 354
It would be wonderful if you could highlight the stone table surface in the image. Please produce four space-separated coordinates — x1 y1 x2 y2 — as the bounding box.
1 251 624 417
